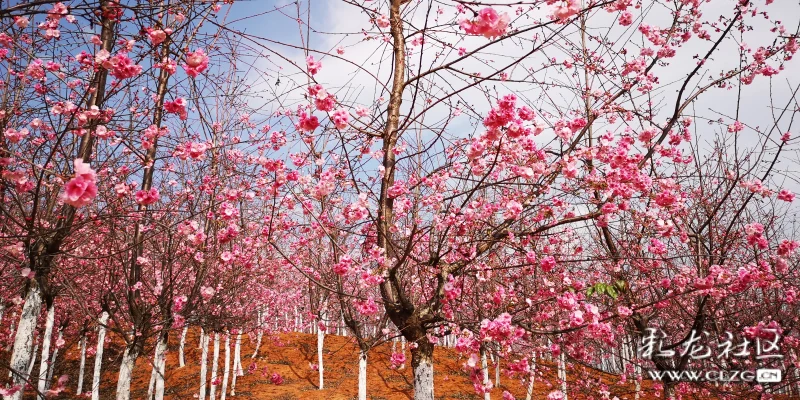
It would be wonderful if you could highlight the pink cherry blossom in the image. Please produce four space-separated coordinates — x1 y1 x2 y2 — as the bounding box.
390 352 406 369
460 8 510 38
14 16 29 29
547 391 566 400
4 128 29 143
135 188 160 205
297 110 320 132
183 48 209 78
354 296 379 315
62 159 98 208
331 108 350 129
147 28 172 46
376 14 390 28
778 189 795 202
540 255 556 272
306 55 322 75
504 200 523 220
619 11 633 26
104 53 142 80
164 98 188 120
200 286 215 300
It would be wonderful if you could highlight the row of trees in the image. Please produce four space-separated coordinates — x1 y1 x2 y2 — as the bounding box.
2 0 800 399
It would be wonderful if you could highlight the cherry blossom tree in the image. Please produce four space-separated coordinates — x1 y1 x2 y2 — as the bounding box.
222 0 799 398
1 0 799 399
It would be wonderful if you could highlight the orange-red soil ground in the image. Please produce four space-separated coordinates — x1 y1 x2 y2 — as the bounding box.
17 329 701 399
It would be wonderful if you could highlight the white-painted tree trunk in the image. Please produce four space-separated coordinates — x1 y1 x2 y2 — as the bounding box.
525 357 536 400
234 333 243 376
0 302 5 324
358 350 367 400
147 334 167 400
494 353 500 388
36 303 56 399
558 350 568 400
115 344 137 400
231 333 242 396
77 334 87 395
199 332 209 400
199 328 205 350
412 356 434 400
26 343 39 378
630 339 640 400
209 333 220 400
46 328 63 390
252 330 262 359
154 335 167 400
481 346 490 400
317 312 325 390
147 355 156 400
298 311 303 333
179 326 188 367
7 318 16 379
7 282 42 400
230 359 238 396
221 334 231 400
91 311 109 400
400 337 406 370
792 351 800 397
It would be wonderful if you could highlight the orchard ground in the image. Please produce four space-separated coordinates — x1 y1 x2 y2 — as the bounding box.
6 328 776 400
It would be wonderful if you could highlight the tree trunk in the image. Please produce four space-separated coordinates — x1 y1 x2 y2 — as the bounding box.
91 311 109 400
481 346 490 400
400 337 406 369
154 333 167 400
230 334 241 396
494 353 500 388
234 333 243 376
36 301 56 399
46 327 63 390
147 355 156 399
411 341 434 400
298 311 303 333
663 383 676 400
179 326 188 367
358 350 367 400
220 334 230 400
115 344 138 400
558 350 568 400
199 331 209 400
209 333 220 400
525 357 536 400
251 329 262 359
26 344 39 381
77 334 87 395
7 281 43 400
317 314 325 390
792 351 800 397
